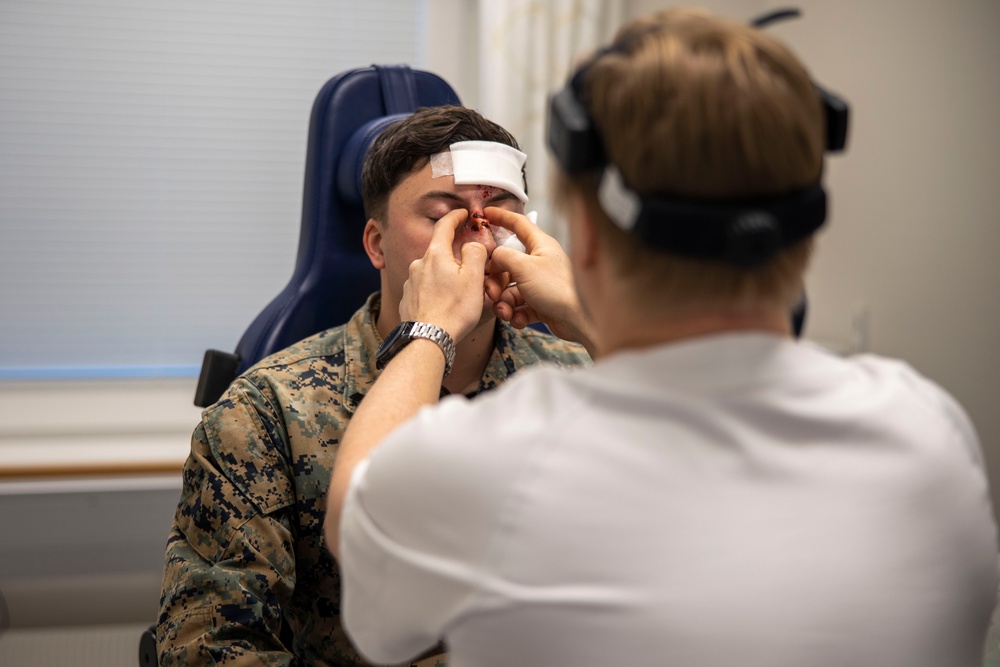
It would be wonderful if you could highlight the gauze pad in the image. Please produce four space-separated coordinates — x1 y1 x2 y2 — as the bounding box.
429 141 528 204
490 210 536 254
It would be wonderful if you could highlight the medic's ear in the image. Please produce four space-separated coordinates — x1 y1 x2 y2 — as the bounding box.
363 218 386 270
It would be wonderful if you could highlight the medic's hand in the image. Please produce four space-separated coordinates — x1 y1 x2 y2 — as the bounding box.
483 207 594 349
399 208 489 343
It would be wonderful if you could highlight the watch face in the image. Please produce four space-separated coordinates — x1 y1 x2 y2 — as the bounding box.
376 321 412 369
378 324 402 353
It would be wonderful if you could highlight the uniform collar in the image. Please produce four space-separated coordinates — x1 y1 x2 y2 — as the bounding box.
342 293 541 413
342 293 384 414
475 320 524 395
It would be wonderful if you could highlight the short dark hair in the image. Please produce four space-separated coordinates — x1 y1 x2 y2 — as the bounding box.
361 105 525 222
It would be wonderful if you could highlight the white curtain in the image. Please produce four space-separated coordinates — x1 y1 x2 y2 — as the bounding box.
477 0 625 245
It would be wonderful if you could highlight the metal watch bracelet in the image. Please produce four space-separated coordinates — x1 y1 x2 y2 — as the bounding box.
376 320 456 377
408 322 456 376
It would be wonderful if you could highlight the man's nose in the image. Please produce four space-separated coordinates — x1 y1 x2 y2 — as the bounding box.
469 212 489 232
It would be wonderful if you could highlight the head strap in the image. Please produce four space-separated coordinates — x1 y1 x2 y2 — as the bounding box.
599 168 826 268
546 9 849 267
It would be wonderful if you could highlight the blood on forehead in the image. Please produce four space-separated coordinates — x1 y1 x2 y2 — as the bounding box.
476 185 498 200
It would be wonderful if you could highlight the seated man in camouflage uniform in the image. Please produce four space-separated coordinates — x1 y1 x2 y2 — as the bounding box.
156 105 591 666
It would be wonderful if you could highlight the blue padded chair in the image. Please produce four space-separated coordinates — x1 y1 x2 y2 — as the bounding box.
193 65 461 408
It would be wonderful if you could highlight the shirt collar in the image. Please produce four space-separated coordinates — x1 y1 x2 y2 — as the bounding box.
342 294 543 412
475 320 524 395
343 293 384 414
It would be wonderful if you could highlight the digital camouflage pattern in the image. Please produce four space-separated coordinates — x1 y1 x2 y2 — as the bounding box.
157 293 591 666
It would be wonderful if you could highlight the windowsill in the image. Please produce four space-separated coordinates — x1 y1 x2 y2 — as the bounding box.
0 378 201 478
0 338 849 479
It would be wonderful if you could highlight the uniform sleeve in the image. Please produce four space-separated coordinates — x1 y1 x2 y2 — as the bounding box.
516 327 592 369
157 380 302 667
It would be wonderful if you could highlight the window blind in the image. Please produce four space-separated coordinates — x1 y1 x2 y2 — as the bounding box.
0 0 425 378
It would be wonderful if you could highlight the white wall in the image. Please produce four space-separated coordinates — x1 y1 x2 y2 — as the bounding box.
624 0 1000 516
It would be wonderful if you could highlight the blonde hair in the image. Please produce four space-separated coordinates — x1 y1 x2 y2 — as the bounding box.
554 8 824 310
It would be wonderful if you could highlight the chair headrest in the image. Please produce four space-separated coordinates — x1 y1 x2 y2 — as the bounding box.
336 112 411 209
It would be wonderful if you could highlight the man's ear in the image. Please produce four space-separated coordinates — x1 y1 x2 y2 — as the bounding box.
362 218 386 270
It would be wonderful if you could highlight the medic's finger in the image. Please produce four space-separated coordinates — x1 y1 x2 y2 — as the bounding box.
510 307 532 329
460 240 489 272
490 285 525 320
484 270 511 303
488 244 533 280
492 299 515 324
494 300 537 330
483 207 550 254
498 283 523 309
426 208 469 258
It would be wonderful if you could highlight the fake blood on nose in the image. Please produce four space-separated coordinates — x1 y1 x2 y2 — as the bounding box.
469 212 489 231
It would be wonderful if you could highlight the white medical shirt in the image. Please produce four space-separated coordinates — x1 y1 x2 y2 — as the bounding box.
340 333 998 667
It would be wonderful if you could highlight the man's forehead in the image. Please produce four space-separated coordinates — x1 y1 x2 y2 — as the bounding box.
427 140 528 204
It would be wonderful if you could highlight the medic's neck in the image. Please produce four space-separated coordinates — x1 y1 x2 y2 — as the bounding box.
591 302 793 359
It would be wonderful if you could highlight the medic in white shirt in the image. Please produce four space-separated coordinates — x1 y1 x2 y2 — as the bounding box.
325 8 998 667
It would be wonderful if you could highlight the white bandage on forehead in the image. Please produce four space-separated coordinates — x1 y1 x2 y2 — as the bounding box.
428 140 528 204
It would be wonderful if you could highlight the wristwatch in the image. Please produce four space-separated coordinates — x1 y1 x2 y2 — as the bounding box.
376 321 456 376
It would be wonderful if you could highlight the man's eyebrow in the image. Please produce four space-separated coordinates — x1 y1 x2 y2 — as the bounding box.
419 191 466 204
418 189 520 206
485 190 519 205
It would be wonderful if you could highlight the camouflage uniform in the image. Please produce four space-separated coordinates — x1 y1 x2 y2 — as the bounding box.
157 293 591 666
